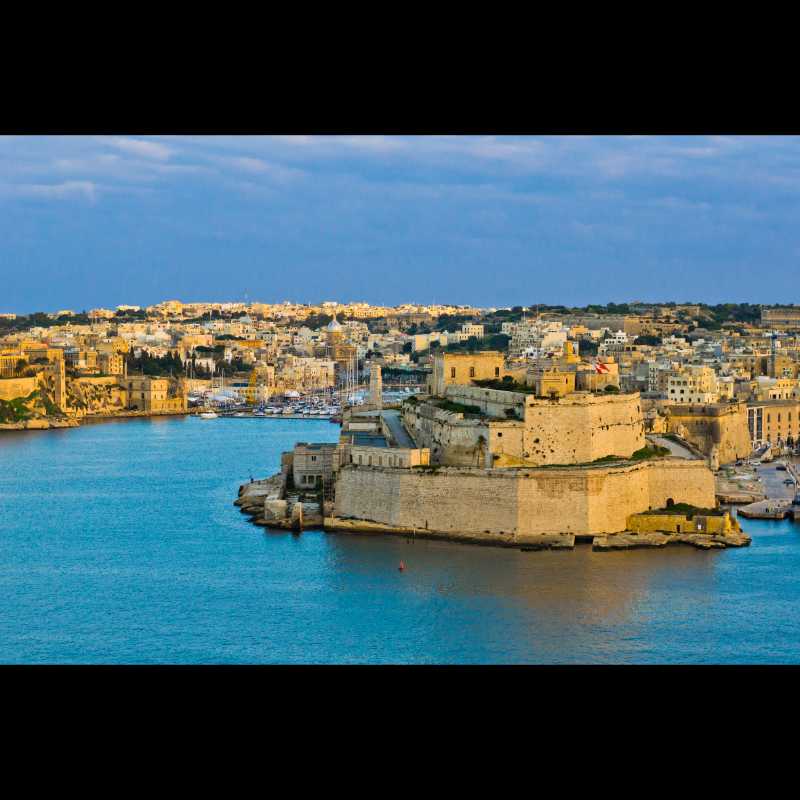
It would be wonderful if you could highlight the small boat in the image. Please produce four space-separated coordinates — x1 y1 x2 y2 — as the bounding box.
199 410 218 419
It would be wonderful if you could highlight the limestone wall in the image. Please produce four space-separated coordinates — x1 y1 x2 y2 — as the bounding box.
334 458 715 538
67 376 127 417
444 385 526 419
0 377 38 401
666 403 751 464
403 390 646 468
402 402 491 467
522 392 645 465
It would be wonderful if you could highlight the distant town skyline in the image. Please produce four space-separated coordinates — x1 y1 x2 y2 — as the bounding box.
3 135 800 311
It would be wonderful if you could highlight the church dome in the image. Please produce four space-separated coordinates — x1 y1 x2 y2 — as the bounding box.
326 315 343 332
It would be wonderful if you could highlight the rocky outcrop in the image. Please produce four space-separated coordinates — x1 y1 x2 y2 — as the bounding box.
593 530 751 551
0 417 78 431
234 473 325 530
234 474 285 518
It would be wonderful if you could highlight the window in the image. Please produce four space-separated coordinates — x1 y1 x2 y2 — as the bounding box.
311 455 317 461
450 367 456 379
469 367 475 377
495 367 500 377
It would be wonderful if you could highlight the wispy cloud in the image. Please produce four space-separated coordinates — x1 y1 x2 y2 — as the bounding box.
105 137 173 161
220 156 305 182
6 180 98 201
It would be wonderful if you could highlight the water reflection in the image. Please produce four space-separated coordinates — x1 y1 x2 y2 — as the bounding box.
325 532 717 618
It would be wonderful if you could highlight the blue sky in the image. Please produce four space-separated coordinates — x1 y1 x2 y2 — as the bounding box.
1 135 799 313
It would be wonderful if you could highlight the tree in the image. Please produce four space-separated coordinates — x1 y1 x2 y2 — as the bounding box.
634 335 662 346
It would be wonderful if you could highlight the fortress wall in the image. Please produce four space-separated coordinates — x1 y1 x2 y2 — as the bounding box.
444 385 527 418
333 459 716 538
488 421 526 466
401 403 491 466
405 392 645 468
645 459 716 509
335 467 522 535
0 377 38 401
666 404 751 464
583 468 651 533
523 393 645 465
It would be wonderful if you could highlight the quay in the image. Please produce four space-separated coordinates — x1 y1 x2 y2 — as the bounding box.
735 461 800 520
214 411 334 421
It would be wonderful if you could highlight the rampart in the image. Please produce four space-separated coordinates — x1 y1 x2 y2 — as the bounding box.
408 388 646 467
664 402 751 464
0 377 38 401
333 458 715 540
521 391 645 465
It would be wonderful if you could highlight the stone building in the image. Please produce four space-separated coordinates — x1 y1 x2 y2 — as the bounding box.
429 351 506 396
122 376 187 412
747 398 800 447
761 308 800 329
291 442 339 492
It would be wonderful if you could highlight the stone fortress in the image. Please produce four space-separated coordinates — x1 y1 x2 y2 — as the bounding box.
238 351 749 551
0 339 187 429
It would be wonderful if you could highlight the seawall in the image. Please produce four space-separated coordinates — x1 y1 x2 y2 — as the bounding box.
333 458 716 538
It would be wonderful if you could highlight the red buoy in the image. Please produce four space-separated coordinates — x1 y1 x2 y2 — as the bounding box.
398 561 406 571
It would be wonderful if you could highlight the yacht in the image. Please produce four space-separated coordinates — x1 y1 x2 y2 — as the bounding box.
199 410 218 419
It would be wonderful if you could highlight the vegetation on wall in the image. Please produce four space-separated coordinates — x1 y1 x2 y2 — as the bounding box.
434 399 485 416
641 502 724 517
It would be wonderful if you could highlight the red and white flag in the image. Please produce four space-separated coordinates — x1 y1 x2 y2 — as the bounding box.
594 361 610 374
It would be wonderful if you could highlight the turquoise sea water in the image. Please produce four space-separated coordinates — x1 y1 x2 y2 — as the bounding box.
1 415 799 664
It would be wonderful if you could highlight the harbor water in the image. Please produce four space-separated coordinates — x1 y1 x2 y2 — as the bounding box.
1 415 799 664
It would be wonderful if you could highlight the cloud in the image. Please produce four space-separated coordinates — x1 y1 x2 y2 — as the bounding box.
271 135 407 153
106 137 172 161
221 156 305 182
7 181 98 201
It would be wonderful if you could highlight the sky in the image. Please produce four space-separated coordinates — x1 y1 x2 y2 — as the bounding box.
1 134 799 313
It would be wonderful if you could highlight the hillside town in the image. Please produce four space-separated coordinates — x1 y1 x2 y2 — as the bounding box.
2 301 800 464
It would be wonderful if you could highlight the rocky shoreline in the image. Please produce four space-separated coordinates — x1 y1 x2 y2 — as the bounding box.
0 417 79 431
234 473 752 552
0 408 194 432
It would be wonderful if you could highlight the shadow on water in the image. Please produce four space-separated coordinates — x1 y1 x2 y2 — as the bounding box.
322 530 719 624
